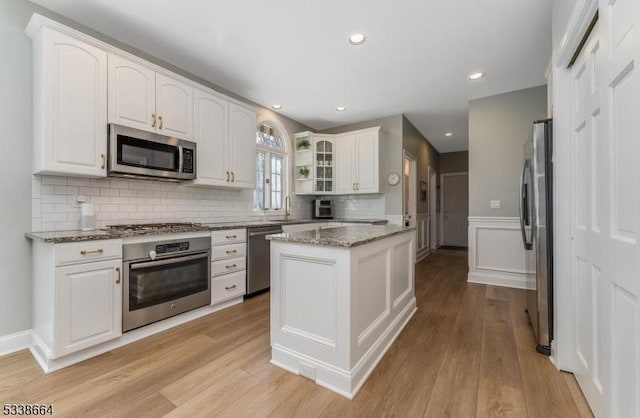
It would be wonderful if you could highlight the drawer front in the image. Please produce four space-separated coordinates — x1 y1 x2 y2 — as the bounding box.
212 243 246 260
212 256 246 277
56 240 123 266
212 229 246 245
211 271 246 304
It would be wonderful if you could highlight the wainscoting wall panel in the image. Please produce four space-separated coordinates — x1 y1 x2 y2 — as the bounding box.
468 217 532 289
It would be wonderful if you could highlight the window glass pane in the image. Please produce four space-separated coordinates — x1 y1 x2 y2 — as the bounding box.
271 155 283 209
254 152 266 209
256 125 283 150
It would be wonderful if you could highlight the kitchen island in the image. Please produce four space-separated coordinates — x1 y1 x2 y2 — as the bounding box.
267 225 417 399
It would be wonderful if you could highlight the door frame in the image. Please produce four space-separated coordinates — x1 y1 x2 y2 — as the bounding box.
440 171 469 247
402 150 417 228
429 167 437 249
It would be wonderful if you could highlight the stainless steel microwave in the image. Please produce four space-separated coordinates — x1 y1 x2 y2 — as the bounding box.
108 124 196 181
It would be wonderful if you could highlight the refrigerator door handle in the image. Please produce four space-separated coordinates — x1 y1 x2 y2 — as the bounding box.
519 159 532 250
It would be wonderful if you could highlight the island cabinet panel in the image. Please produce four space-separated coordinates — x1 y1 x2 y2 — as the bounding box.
270 229 416 399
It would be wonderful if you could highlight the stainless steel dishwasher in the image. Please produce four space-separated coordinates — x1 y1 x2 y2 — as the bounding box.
246 225 283 296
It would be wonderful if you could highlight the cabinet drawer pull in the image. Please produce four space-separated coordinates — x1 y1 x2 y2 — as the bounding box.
225 250 238 255
115 267 121 284
80 248 104 255
158 115 163 129
226 171 230 182
231 171 235 182
100 154 105 169
226 235 237 239
151 113 156 128
225 264 237 269
225 285 237 291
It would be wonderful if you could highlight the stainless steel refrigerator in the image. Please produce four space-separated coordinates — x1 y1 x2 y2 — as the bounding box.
519 118 553 355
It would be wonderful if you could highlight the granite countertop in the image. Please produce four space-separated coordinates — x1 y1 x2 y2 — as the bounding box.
266 224 415 248
25 218 389 243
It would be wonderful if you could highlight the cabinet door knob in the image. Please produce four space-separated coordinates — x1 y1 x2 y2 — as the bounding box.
115 267 121 284
151 113 156 128
158 115 163 129
100 154 105 169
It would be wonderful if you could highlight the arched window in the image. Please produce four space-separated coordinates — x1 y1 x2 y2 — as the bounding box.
254 122 289 210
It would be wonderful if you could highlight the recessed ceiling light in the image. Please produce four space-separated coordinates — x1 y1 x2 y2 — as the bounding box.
336 106 346 112
349 33 366 45
468 72 484 80
272 104 282 110
445 132 453 137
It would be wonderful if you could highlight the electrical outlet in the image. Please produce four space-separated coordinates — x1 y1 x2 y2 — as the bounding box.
299 362 316 381
490 200 502 209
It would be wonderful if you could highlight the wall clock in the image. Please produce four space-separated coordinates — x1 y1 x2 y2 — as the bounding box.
386 172 401 186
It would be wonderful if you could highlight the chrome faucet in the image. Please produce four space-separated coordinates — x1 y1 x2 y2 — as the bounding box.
284 195 291 221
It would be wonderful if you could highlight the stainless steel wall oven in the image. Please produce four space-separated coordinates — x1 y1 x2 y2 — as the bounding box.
122 235 210 332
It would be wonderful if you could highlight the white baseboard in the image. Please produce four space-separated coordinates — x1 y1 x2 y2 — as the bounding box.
468 216 533 290
0 330 32 356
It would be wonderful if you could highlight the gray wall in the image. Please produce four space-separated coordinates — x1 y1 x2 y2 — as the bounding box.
0 0 313 338
0 0 36 335
469 85 547 217
320 115 404 216
402 116 439 215
439 151 468 174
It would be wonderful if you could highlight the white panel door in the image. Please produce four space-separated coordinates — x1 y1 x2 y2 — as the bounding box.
571 2 640 414
570 25 606 416
442 173 468 247
335 134 356 194
40 28 107 177
355 130 379 193
599 1 640 416
54 260 122 358
228 103 256 188
156 73 193 140
107 53 156 133
193 89 228 186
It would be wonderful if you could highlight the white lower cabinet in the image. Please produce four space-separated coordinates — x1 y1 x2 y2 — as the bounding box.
54 259 122 357
212 271 246 304
32 239 123 360
211 229 247 304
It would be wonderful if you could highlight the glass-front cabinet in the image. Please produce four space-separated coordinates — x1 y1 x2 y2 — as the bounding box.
314 136 334 193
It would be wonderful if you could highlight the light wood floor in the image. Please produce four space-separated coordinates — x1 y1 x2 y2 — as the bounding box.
1 250 593 417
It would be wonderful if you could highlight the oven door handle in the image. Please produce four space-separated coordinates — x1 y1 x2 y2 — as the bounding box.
130 251 209 270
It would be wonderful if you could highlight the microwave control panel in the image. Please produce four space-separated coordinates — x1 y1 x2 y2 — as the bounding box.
182 148 194 173
156 242 190 254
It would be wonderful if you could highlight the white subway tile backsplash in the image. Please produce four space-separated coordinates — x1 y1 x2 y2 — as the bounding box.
32 175 314 232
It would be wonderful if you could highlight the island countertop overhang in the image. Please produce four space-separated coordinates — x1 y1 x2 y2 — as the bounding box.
266 224 416 248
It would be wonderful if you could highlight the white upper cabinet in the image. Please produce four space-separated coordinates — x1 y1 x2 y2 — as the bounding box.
228 103 256 188
306 127 379 195
354 129 380 193
33 27 108 178
107 54 155 132
193 89 228 186
107 54 193 140
191 93 256 189
155 73 193 139
335 134 357 194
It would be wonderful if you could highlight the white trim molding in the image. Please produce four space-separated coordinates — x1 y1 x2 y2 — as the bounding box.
0 330 32 356
467 216 533 289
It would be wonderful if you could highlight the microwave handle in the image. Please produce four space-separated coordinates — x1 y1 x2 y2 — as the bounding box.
178 146 184 174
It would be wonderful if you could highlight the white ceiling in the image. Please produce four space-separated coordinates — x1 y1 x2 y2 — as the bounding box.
31 0 552 153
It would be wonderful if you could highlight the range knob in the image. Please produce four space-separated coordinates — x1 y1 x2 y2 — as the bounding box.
149 250 157 260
